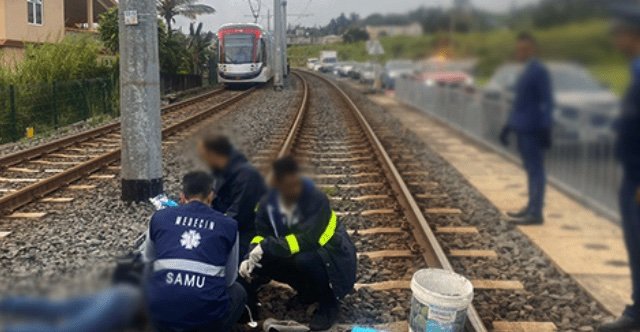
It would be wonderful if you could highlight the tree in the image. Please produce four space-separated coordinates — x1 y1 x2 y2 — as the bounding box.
343 28 369 43
187 22 215 75
156 0 215 33
98 7 119 54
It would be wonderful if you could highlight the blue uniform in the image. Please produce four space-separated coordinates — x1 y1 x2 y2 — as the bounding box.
507 59 554 218
211 151 267 259
143 201 239 331
616 58 640 318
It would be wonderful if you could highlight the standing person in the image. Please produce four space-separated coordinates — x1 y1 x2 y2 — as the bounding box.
142 171 246 332
500 32 554 225
239 157 357 331
197 135 267 259
599 6 640 332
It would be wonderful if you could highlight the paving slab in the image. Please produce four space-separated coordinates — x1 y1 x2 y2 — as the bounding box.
368 94 631 315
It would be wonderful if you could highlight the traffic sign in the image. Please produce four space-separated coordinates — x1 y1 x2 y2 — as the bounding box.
366 40 385 56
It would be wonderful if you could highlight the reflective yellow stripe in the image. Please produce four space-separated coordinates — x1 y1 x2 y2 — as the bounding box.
285 234 300 254
318 210 337 246
251 236 265 244
254 203 260 213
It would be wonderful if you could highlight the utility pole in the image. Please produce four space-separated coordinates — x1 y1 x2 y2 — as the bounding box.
282 0 288 77
118 0 163 202
273 0 284 89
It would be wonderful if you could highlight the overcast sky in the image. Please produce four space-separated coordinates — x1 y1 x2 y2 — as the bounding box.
174 0 541 33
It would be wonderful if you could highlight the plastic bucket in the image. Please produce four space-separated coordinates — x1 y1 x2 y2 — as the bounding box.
409 269 474 332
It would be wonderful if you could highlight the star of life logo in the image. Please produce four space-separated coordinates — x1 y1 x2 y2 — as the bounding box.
180 230 201 250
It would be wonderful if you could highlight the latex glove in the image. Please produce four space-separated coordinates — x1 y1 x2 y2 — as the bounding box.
499 126 511 147
239 245 263 280
239 259 256 280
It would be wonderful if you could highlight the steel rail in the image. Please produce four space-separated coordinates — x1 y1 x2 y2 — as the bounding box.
303 70 487 332
0 87 255 215
0 87 227 169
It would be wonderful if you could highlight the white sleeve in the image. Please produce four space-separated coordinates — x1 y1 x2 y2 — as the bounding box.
225 233 239 287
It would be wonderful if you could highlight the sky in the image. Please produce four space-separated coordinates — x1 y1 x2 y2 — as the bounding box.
174 0 541 33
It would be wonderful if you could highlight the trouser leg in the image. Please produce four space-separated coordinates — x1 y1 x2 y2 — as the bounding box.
0 294 94 321
620 176 640 318
518 133 546 217
217 283 247 332
293 251 334 305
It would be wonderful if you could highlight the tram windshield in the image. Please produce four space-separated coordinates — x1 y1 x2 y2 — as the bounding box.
221 33 257 64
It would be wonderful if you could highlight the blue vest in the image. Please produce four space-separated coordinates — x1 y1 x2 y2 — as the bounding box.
145 201 237 330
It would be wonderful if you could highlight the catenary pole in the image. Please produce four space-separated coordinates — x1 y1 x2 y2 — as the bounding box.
273 0 283 89
118 0 164 202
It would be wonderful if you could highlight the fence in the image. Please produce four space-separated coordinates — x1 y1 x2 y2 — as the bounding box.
0 77 118 144
395 78 621 221
160 73 202 95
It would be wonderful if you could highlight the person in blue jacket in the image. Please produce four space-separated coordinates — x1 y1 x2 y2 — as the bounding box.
198 135 267 260
239 156 357 331
142 171 246 332
599 5 640 332
500 32 554 225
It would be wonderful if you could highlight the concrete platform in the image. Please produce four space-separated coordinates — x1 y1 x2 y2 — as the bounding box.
369 93 631 316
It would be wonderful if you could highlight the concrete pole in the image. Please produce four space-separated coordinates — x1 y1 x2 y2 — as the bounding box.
87 0 94 30
273 0 283 89
118 0 164 202
282 1 288 77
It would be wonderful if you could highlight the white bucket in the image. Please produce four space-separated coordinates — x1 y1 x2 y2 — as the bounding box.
409 269 474 332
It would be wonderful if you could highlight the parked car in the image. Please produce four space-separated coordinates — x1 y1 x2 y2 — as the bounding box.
306 58 319 70
485 62 620 142
335 61 357 77
382 60 416 89
359 63 383 84
416 71 474 88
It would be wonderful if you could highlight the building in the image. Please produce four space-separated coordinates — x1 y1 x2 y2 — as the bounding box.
320 34 342 45
0 0 116 62
365 22 423 40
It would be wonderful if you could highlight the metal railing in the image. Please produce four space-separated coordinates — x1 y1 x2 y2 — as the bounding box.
0 77 118 144
396 78 621 221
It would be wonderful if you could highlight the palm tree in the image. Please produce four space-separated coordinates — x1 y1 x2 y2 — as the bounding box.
187 22 214 75
157 0 215 33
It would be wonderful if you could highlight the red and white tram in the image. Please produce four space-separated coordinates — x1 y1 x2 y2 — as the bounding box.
217 23 274 85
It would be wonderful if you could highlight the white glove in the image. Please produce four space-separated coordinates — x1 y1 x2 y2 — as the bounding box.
239 245 263 280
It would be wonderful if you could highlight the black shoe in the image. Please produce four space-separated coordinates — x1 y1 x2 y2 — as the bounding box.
309 301 339 331
512 214 544 225
599 315 640 332
507 208 529 219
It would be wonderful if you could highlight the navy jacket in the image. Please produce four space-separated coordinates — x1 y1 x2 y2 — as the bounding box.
507 60 555 133
616 58 640 181
211 150 267 257
143 201 239 330
251 178 357 300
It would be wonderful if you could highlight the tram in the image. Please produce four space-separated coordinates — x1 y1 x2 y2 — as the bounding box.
217 23 274 85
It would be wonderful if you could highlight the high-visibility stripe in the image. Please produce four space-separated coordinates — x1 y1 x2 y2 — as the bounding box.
254 203 260 213
251 235 265 244
318 211 337 246
154 259 226 277
285 234 300 254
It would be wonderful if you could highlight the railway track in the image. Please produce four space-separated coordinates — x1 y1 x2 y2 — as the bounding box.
247 71 489 331
0 87 255 216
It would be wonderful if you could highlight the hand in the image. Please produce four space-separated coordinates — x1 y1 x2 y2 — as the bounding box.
248 244 263 262
541 129 552 149
239 259 257 280
499 126 511 146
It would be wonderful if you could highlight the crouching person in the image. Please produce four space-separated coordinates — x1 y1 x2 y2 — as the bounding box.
240 157 357 331
142 171 246 332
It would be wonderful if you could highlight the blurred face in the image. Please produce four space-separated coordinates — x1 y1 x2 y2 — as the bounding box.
613 29 640 58
515 40 536 63
274 173 303 204
197 141 229 172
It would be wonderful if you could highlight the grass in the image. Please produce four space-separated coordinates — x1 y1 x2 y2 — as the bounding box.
289 20 631 95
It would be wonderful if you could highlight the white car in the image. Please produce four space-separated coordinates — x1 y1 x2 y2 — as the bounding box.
306 58 319 70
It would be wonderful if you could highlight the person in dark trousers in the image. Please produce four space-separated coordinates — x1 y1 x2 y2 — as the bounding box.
500 32 554 225
599 5 640 332
198 135 267 260
142 171 246 332
239 156 357 331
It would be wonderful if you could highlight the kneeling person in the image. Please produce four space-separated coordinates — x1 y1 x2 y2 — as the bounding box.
240 157 357 331
142 171 246 332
